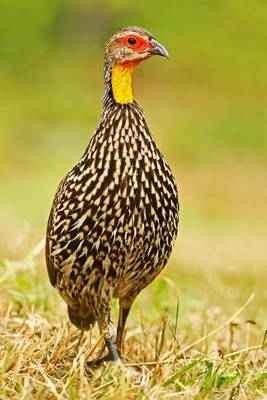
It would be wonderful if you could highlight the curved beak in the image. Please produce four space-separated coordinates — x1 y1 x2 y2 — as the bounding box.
149 38 169 59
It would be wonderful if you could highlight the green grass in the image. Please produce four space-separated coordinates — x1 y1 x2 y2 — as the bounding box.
0 239 266 399
1 1 267 398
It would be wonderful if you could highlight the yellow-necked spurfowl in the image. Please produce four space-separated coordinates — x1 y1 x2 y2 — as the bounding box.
46 26 179 362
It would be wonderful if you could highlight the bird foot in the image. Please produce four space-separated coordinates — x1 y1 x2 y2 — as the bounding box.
87 338 121 367
87 353 121 368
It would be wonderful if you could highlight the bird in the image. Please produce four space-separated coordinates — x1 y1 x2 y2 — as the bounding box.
46 26 179 363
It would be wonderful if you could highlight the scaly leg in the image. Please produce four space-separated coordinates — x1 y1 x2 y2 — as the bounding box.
116 298 134 356
97 310 120 363
104 337 120 362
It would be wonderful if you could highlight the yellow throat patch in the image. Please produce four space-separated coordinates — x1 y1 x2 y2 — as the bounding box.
111 64 133 104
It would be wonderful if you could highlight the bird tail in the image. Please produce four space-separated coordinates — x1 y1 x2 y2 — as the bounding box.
68 306 95 330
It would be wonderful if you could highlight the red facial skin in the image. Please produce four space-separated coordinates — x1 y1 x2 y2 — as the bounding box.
117 34 154 68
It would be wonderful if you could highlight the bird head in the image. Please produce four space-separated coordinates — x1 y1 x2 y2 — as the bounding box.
105 26 169 68
104 27 168 105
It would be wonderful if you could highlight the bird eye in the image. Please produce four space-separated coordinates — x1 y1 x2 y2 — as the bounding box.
127 37 137 45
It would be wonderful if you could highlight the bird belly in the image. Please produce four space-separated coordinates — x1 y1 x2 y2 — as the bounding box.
113 205 177 299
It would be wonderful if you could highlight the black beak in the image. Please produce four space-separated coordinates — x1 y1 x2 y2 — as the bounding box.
149 38 169 59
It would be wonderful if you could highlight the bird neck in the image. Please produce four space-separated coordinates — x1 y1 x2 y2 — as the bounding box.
111 64 134 104
103 59 134 106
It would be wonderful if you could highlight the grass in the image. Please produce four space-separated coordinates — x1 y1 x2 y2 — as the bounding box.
1 1 267 397
0 226 266 399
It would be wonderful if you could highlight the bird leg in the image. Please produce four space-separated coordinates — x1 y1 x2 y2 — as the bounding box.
116 298 133 357
96 311 120 363
75 329 85 352
104 337 120 362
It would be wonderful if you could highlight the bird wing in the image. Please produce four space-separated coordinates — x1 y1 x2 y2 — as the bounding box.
45 180 66 287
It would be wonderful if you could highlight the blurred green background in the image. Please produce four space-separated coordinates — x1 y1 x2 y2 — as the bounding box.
0 1 267 311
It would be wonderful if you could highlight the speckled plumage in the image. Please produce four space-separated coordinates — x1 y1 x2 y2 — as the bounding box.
46 26 179 361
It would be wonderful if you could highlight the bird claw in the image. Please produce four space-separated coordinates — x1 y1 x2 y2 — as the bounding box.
87 338 121 367
87 353 121 367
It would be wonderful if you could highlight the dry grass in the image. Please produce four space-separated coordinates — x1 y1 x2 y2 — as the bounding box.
0 239 266 400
